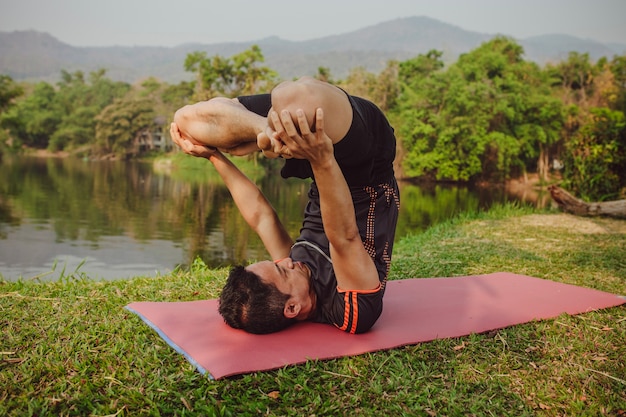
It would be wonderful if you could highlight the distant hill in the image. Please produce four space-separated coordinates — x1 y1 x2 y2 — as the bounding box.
522 33 619 64
1 16 624 84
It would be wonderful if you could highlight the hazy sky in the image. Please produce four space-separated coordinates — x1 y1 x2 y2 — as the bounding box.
1 0 624 47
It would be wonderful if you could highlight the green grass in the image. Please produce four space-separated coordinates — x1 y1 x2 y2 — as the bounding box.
153 152 273 184
2 205 625 416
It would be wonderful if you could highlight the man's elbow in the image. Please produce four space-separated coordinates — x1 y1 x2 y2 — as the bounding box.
329 226 361 247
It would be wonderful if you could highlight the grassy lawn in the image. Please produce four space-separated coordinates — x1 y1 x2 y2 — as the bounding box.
1 205 624 416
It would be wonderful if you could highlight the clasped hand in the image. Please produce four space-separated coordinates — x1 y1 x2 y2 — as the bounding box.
170 122 219 159
258 108 333 165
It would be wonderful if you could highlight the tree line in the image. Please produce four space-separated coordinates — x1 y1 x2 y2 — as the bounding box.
1 37 625 201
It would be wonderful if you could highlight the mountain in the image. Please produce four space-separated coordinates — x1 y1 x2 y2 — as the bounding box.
522 34 620 63
1 16 624 84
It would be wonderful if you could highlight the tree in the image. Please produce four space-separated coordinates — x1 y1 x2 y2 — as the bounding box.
162 81 194 109
342 61 400 112
548 53 626 200
48 106 99 151
609 55 626 113
48 70 131 151
392 50 451 180
95 97 156 157
0 75 25 148
230 45 277 96
184 45 277 99
561 107 626 201
315 67 333 83
394 38 563 182
0 75 24 112
548 52 597 107
0 82 61 149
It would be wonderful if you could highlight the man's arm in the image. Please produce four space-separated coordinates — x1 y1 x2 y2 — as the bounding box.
170 123 294 260
270 105 380 291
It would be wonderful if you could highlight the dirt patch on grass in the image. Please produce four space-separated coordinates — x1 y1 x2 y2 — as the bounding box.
517 213 626 234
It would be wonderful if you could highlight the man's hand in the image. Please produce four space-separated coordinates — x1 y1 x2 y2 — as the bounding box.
270 108 333 166
170 122 219 160
257 128 292 159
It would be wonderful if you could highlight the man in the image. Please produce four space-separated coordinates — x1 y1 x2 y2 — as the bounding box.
170 77 399 334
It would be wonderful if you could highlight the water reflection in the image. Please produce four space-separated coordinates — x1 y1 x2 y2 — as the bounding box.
0 156 541 281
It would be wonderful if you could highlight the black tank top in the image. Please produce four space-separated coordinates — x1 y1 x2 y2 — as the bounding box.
237 93 396 186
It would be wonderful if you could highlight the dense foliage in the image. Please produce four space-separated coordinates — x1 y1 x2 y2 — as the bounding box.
551 53 626 200
184 44 277 100
394 40 563 183
0 75 23 112
1 39 625 200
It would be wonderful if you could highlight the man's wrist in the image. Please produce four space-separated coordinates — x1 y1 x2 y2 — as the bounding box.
208 150 224 164
310 156 337 173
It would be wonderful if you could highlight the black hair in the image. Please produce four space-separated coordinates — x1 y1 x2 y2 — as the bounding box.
218 265 296 334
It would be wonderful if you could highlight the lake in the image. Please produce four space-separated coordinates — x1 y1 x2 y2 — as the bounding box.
0 156 547 281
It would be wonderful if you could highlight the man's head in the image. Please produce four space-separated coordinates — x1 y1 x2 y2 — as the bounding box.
218 258 314 334
218 265 295 334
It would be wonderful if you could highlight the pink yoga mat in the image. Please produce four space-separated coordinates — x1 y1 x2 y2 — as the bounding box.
125 272 625 379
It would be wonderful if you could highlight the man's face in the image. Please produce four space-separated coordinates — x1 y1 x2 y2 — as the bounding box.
246 258 310 299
